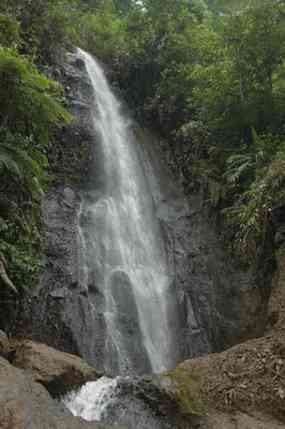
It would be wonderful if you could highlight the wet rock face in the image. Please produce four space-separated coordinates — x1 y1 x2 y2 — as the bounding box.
170 203 266 357
35 182 107 364
139 131 270 360
29 50 271 374
29 52 108 370
107 271 152 375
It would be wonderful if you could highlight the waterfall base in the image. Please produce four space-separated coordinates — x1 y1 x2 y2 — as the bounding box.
64 377 118 422
64 376 174 429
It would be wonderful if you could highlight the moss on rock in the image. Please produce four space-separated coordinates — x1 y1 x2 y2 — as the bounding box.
163 367 205 417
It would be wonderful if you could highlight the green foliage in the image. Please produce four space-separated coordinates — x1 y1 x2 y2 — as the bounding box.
225 153 255 188
0 0 284 279
223 134 285 262
0 43 71 289
75 3 128 59
0 0 80 62
0 14 20 48
101 0 285 264
206 0 253 13
0 129 47 198
81 1 284 268
223 160 285 261
0 218 42 290
0 48 72 141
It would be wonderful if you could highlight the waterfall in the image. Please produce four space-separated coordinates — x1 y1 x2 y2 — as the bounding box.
65 377 118 421
63 47 181 427
76 48 176 375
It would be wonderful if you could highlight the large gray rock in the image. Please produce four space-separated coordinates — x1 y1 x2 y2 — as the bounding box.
205 412 285 429
93 330 285 429
0 356 123 429
11 340 100 396
0 330 9 359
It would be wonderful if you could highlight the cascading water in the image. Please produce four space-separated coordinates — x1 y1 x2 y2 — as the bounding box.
65 48 178 425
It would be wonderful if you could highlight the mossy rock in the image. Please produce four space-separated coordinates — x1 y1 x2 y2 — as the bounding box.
163 367 205 417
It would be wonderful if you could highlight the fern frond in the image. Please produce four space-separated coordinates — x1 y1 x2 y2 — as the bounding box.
224 153 254 184
0 150 23 178
0 141 44 196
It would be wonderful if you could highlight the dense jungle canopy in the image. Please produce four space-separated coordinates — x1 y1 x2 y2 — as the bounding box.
0 0 285 290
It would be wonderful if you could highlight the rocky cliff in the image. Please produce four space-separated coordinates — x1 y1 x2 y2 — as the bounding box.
1 48 285 429
17 50 275 374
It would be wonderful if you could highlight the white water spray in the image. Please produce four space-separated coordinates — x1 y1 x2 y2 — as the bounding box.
77 48 175 375
65 47 179 425
65 377 118 422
